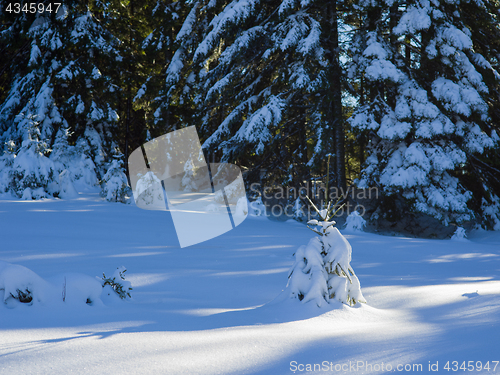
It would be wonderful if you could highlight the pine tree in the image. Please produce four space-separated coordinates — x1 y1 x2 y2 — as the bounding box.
456 0 500 229
9 114 56 199
100 156 131 203
197 0 331 188
0 1 128 200
348 0 500 227
287 199 366 307
141 0 351 194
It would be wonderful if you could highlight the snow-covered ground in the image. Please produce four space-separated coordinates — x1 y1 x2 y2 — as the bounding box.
1 193 499 374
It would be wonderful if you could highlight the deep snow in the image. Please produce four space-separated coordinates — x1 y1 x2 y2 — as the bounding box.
1 192 499 374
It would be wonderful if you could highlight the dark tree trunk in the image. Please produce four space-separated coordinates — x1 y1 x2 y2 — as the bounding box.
329 0 346 192
124 0 135 177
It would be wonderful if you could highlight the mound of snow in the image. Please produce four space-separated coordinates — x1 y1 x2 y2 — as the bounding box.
451 226 468 241
0 261 54 306
234 196 248 217
344 211 367 232
0 261 129 308
249 196 266 216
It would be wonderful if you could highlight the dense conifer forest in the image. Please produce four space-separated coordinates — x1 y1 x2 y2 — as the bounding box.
1 0 499 230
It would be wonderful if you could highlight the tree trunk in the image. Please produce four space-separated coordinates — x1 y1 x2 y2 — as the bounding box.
124 0 134 178
329 1 346 192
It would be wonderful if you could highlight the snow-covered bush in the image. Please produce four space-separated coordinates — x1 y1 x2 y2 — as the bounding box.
101 266 132 299
10 288 33 304
179 158 213 194
100 159 131 203
214 173 246 205
451 227 468 241
0 262 46 306
50 126 93 197
344 211 367 232
249 196 266 216
235 196 248 217
133 171 165 209
481 194 500 231
286 200 366 307
292 197 307 222
0 261 103 307
58 169 78 198
0 261 134 308
61 273 103 305
71 135 100 188
180 159 200 192
10 138 56 199
0 151 14 195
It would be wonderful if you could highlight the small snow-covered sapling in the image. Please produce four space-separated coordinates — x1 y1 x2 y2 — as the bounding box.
287 197 366 307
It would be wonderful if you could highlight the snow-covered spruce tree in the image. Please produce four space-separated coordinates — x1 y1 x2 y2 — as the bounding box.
200 0 342 187
100 155 131 203
146 0 349 189
8 114 56 199
348 0 500 227
292 196 307 222
0 1 127 200
456 0 500 230
287 199 366 307
344 210 366 232
50 125 92 197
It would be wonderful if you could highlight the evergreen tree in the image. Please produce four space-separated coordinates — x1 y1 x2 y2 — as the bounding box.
198 0 344 189
287 199 366 307
348 0 500 227
0 1 129 200
456 0 500 229
9 114 57 199
1 0 498 230
142 0 350 193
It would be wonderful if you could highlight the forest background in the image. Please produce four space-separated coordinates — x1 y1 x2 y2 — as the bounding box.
1 0 500 232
